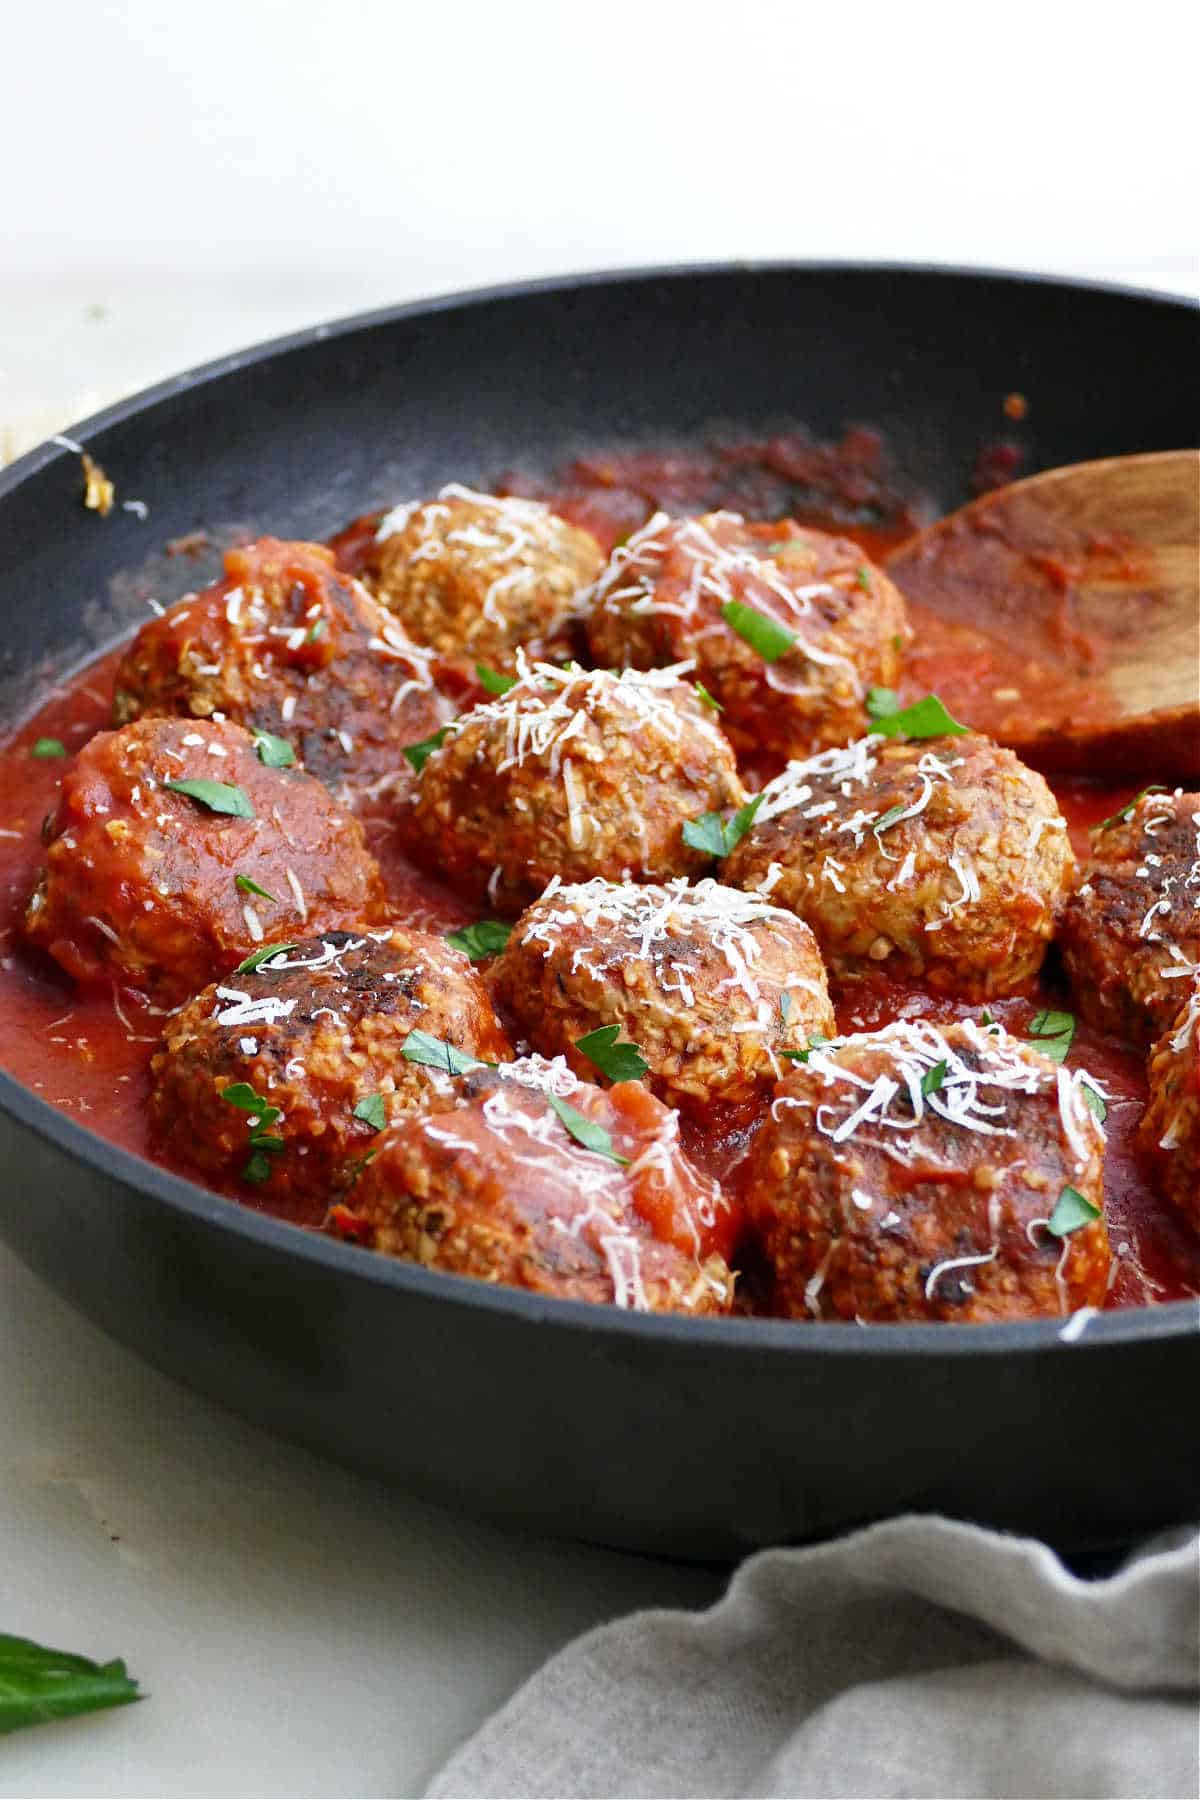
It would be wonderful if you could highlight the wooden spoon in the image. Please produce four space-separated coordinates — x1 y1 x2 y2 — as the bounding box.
886 450 1199 777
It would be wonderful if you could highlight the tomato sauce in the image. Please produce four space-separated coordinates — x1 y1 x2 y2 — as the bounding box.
2 434 1197 1306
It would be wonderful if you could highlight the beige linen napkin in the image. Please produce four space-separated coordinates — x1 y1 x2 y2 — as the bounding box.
426 1515 1199 1800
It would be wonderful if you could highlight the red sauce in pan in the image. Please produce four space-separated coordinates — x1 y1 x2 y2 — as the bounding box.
3 435 1197 1308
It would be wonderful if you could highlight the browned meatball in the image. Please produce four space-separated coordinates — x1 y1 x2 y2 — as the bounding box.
24 717 385 1005
742 1018 1110 1323
149 927 512 1208
1060 789 1200 1046
406 661 745 914
112 538 451 801
723 731 1073 1000
1137 977 1200 1231
363 486 603 672
330 1055 736 1311
584 512 911 758
493 876 834 1110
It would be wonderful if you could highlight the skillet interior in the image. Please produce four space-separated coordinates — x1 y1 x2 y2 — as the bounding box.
0 263 1196 1558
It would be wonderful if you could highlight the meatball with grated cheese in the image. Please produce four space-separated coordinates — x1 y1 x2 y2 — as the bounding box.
723 730 1073 1000
113 538 452 802
405 660 745 915
583 511 911 758
24 717 386 1006
329 1054 736 1312
1137 976 1200 1231
150 927 512 1209
493 876 834 1111
362 486 603 673
742 1018 1110 1323
1059 788 1200 1046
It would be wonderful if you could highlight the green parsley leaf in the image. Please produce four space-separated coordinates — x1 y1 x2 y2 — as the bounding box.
475 663 518 696
1080 1080 1107 1122
855 564 872 593
865 687 900 719
402 727 450 772
574 1024 649 1083
353 1094 387 1132
693 682 723 713
221 1083 273 1114
920 1060 948 1097
305 617 328 644
165 778 255 819
1094 785 1170 833
682 794 763 859
1028 1008 1076 1064
252 729 296 768
781 1032 830 1064
31 737 67 759
0 1633 141 1736
872 802 909 838
867 693 969 740
235 874 278 903
445 919 512 961
242 1151 273 1184
235 943 297 974
546 1092 629 1165
246 1132 284 1153
401 1030 484 1076
1046 1185 1102 1238
721 600 795 663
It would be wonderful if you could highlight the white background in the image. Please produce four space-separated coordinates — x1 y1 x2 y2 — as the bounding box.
0 3 1196 1795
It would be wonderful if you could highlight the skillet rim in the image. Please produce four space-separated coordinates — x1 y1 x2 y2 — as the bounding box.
1 257 1197 1359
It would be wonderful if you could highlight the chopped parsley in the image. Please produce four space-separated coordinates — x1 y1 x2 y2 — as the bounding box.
352 1094 387 1132
920 1060 948 1097
866 693 968 740
781 1032 830 1064
475 663 518 695
165 777 255 819
1080 1079 1107 1123
402 727 450 772
693 682 723 713
445 919 512 961
304 617 328 644
1094 785 1170 832
872 802 909 838
682 794 763 859
31 737 67 759
234 942 297 974
855 565 872 593
1046 1185 1102 1238
721 599 795 663
546 1092 629 1165
574 1024 649 1083
401 1030 484 1076
221 1082 279 1117
223 1083 284 1184
235 874 278 903
252 729 296 768
0 1633 141 1736
1028 1008 1075 1064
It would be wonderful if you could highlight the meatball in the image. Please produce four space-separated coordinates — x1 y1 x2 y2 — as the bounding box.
723 731 1074 999
584 511 911 758
330 1055 735 1312
112 538 451 801
150 927 512 1208
362 485 603 672
406 661 745 914
493 876 834 1110
1137 977 1200 1231
1059 788 1200 1045
742 1018 1110 1323
25 717 385 1005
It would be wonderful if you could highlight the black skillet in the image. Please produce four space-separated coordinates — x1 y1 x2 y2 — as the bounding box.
0 265 1197 1560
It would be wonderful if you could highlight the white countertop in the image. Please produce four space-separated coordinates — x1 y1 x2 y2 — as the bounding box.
2 6 1196 1786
